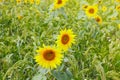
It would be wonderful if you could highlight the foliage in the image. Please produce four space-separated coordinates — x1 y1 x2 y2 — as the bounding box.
0 0 120 80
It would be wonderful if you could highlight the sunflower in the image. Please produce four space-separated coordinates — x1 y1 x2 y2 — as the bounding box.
36 0 40 5
0 0 2 2
85 5 98 18
16 0 21 4
102 6 107 12
17 15 23 20
56 29 76 51
35 45 63 69
24 0 28 3
118 24 120 29
30 0 34 4
98 0 102 4
54 0 68 9
116 0 120 2
82 5 88 10
94 15 102 24
111 17 117 20
116 5 120 11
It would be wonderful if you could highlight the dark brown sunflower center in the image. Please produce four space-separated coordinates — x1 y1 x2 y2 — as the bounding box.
43 50 55 61
57 0 62 4
17 0 21 2
61 34 69 44
98 0 102 4
84 5 88 9
117 6 120 9
96 17 100 22
89 8 94 13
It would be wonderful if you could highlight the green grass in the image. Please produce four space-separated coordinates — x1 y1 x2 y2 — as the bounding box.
0 0 120 80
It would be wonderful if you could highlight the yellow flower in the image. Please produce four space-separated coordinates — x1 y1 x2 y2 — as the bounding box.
111 17 117 20
116 0 120 2
116 5 120 11
30 0 34 4
102 6 107 12
0 0 2 2
82 5 88 10
85 5 98 18
35 45 63 69
118 24 120 29
16 0 21 4
98 0 102 4
94 15 102 24
17 15 23 20
24 0 28 3
36 0 40 5
54 0 68 9
56 29 76 51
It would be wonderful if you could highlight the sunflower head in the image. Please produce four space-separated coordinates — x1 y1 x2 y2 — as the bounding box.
102 6 107 12
82 5 88 10
35 45 63 69
17 15 23 20
98 0 102 4
24 0 28 3
56 29 76 51
16 0 21 4
116 5 120 11
36 0 40 5
94 15 102 24
118 24 120 29
85 5 98 18
111 17 117 20
54 0 68 9
116 0 120 2
30 0 34 4
0 0 2 2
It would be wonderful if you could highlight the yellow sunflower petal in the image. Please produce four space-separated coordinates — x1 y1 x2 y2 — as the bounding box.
118 24 120 29
116 0 120 2
116 5 120 11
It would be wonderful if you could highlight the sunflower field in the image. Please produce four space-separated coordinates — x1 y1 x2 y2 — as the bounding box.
0 0 120 80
